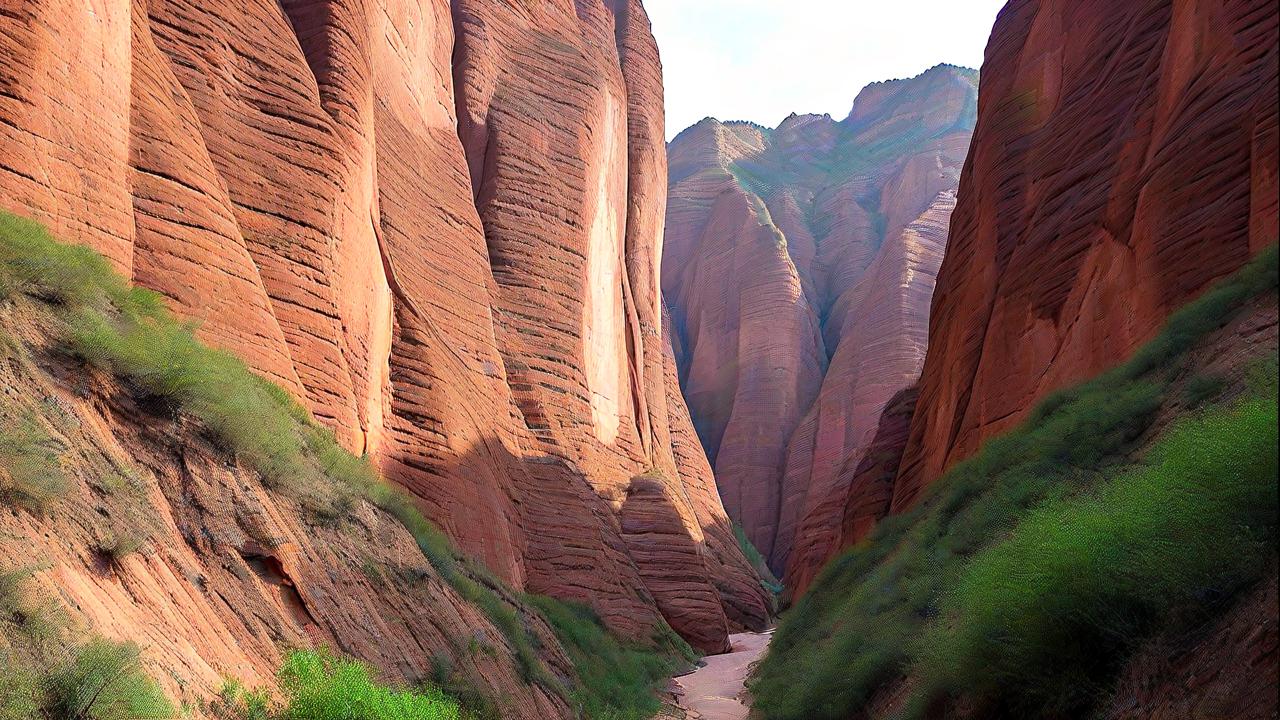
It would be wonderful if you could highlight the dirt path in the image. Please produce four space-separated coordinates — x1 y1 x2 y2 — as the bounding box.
673 631 773 720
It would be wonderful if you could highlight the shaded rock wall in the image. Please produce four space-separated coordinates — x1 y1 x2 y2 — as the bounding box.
0 0 767 655
662 65 976 580
894 0 1280 508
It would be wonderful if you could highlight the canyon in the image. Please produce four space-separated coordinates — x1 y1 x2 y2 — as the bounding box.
0 0 1276 717
662 65 977 591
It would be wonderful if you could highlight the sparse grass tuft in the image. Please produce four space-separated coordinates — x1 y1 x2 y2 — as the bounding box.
0 565 61 643
211 680 270 720
0 413 70 512
98 532 150 563
1182 372 1228 407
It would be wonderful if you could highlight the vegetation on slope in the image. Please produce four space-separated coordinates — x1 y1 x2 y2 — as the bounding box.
751 245 1279 719
0 567 175 720
733 523 783 597
213 650 464 720
0 211 692 719
527 596 695 720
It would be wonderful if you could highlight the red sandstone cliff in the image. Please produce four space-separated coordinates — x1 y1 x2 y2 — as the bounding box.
662 65 977 583
893 0 1279 509
0 0 767 671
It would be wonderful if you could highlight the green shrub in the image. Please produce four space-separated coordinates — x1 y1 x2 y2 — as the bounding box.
48 637 176 720
0 654 40 720
751 244 1279 720
271 650 461 720
526 595 690 720
0 414 70 512
98 532 149 562
212 680 271 720
1182 372 1228 407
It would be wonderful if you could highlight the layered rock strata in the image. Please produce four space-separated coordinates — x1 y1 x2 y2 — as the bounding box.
0 0 768 661
663 65 977 580
894 0 1280 508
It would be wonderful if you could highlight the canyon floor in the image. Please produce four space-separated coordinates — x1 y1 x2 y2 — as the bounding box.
674 631 774 719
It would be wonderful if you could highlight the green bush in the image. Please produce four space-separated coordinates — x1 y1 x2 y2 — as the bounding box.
1182 372 1228 407
751 244 1279 720
0 654 40 720
218 651 466 720
0 414 70 512
48 637 176 720
274 650 462 720
526 595 691 720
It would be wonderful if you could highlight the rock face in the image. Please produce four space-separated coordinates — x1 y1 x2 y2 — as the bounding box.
662 65 977 580
893 0 1280 509
0 0 767 660
0 308 574 718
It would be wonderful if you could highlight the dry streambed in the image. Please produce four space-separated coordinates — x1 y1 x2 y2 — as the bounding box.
672 631 774 720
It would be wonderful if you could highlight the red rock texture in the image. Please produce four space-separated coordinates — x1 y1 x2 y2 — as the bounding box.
663 65 977 579
0 0 766 661
783 386 918 599
893 0 1280 510
0 301 573 719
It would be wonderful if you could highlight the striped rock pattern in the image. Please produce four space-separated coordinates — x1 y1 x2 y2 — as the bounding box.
893 0 1280 508
0 0 767 658
663 65 977 581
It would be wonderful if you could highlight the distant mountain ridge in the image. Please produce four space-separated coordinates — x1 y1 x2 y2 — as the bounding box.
662 64 977 589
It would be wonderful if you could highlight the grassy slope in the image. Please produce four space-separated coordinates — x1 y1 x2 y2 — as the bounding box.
0 211 690 719
751 245 1279 719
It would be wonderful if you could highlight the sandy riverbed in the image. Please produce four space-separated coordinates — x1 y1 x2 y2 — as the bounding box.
673 631 773 720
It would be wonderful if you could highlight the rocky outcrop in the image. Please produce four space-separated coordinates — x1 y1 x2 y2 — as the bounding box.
893 0 1280 509
663 65 977 579
0 0 767 666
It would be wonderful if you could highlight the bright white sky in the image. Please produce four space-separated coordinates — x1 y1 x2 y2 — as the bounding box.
645 0 1008 139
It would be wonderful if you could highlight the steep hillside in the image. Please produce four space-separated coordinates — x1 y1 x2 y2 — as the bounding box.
662 65 977 586
0 0 768 658
0 214 696 719
894 0 1279 507
752 245 1279 719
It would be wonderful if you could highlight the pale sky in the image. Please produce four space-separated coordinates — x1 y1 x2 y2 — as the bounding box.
645 0 1008 139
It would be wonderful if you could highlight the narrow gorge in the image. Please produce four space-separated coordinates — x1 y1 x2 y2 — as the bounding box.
0 1 1276 719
